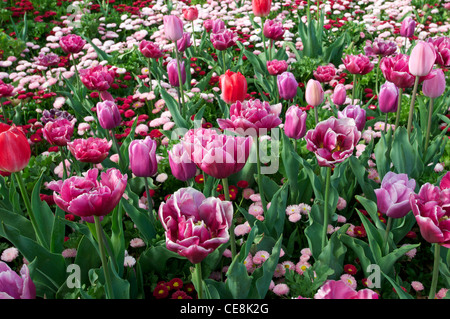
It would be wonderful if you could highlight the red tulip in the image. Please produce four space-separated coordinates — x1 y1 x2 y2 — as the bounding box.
182 7 198 21
0 123 31 173
252 0 272 17
219 70 247 104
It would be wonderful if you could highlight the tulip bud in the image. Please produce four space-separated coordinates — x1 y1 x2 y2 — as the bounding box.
96 100 122 130
167 59 186 87
163 15 184 42
408 41 436 77
168 143 197 181
305 79 324 106
0 123 31 173
332 84 347 106
182 7 198 21
267 60 288 76
284 105 307 140
423 68 446 98
400 17 416 38
252 0 272 17
176 32 192 52
378 81 399 113
129 137 158 177
337 105 366 132
220 70 247 104
263 19 284 40
277 72 298 100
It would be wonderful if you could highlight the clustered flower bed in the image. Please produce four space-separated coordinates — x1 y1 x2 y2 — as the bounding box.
0 0 449 301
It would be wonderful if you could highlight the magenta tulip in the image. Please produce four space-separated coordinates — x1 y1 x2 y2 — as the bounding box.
364 39 397 57
342 54 374 75
266 59 288 76
210 29 236 51
375 172 416 219
332 83 347 106
277 71 298 100
42 118 75 147
337 104 366 132
128 136 158 177
313 64 336 83
163 15 184 42
284 105 307 140
305 117 361 167
408 41 436 77
427 36 450 67
380 54 416 88
305 79 324 106
314 280 378 299
139 40 163 59
400 17 416 38
48 168 127 218
263 19 284 40
167 59 186 87
168 143 197 182
177 32 192 52
158 187 233 264
67 137 112 164
423 68 446 98
378 81 399 113
0 80 15 98
79 65 115 92
96 100 122 130
59 34 86 54
0 262 35 299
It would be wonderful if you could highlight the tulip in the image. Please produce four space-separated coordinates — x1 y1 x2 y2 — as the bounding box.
427 36 450 67
0 262 36 299
266 59 288 76
219 70 247 104
41 109 75 124
167 59 186 87
378 81 399 113
408 41 436 77
313 64 336 83
48 168 127 218
67 137 112 164
314 280 378 299
139 40 163 59
168 143 197 182
210 29 236 51
158 187 233 264
42 118 75 147
263 19 284 40
163 15 184 42
0 123 31 173
305 79 324 124
400 17 416 38
252 0 272 17
217 99 282 135
342 54 374 75
284 105 307 140
337 104 366 132
277 72 298 100
380 54 416 89
182 7 198 21
364 39 397 57
59 34 86 54
176 32 192 52
128 136 158 177
332 83 346 106
423 68 446 99
34 52 60 67
79 65 115 92
96 100 122 130
204 19 225 33
0 80 15 98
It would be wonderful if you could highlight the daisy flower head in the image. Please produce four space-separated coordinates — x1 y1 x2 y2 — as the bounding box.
282 261 296 272
286 204 301 216
273 263 286 278
298 203 311 215
288 212 302 223
253 250 270 265
411 281 424 292
273 283 290 296
1 247 19 262
295 260 311 275
340 274 357 290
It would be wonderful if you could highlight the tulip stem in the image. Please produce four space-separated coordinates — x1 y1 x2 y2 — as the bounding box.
194 262 203 299
144 177 155 227
14 171 46 247
407 76 420 140
71 53 81 90
221 50 227 73
261 16 268 62
424 98 434 153
191 21 196 55
383 216 393 255
383 113 389 134
428 243 441 299
174 42 186 113
314 105 319 125
60 146 69 179
256 136 268 216
110 129 125 172
94 215 114 299
351 74 357 105
321 166 332 250
222 177 236 259
394 88 403 129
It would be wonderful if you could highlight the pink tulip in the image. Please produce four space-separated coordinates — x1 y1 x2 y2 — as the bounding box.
158 187 233 264
380 54 416 88
427 36 450 67
67 137 112 164
400 17 416 38
96 100 122 130
59 34 86 54
210 29 236 51
284 105 307 140
48 168 127 218
204 19 225 33
422 68 446 98
163 15 184 42
263 19 284 40
342 54 374 75
314 280 378 299
337 104 366 132
167 59 186 87
277 72 298 100
42 118 75 147
128 136 158 177
168 143 197 181
313 64 336 83
217 99 282 135
408 41 436 77
305 79 324 106
332 83 346 106
364 39 397 57
378 81 399 113
139 40 163 59
177 32 192 52
79 65 115 92
0 262 35 299
266 60 288 76
0 80 15 98
305 117 361 167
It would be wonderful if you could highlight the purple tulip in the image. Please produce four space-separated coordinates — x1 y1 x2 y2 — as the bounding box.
409 41 436 77
139 40 163 59
168 143 197 182
337 104 366 132
48 168 127 218
332 83 347 106
423 68 446 98
427 36 450 67
263 19 284 40
96 100 122 130
375 172 416 219
34 53 60 67
167 59 186 87
305 117 361 167
158 187 233 264
305 79 324 107
284 105 307 140
400 17 416 38
79 65 115 92
217 99 282 136
210 29 236 51
42 117 75 147
163 15 184 42
59 34 86 54
342 54 374 75
277 71 298 100
266 59 288 76
410 176 450 247
378 81 399 113
128 136 158 177
182 128 252 179
364 39 397 57
0 262 36 299
176 32 192 52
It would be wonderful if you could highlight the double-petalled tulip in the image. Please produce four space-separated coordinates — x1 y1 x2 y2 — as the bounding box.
139 40 163 59
378 81 399 113
313 64 336 83
364 39 397 57
423 68 446 98
48 168 127 218
59 34 86 54
168 143 197 182
210 29 236 51
252 0 272 17
96 100 122 130
427 36 450 67
79 65 115 92
342 54 374 75
67 137 112 164
305 117 361 167
163 15 184 42
408 41 436 77
42 117 75 147
128 136 158 177
337 104 366 132
284 105 307 140
167 59 186 87
400 17 416 38
263 19 284 40
277 71 298 100
0 262 35 299
158 187 233 264
266 59 288 76
305 79 324 106
0 123 31 173
380 54 416 88
331 83 347 106
219 70 247 104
